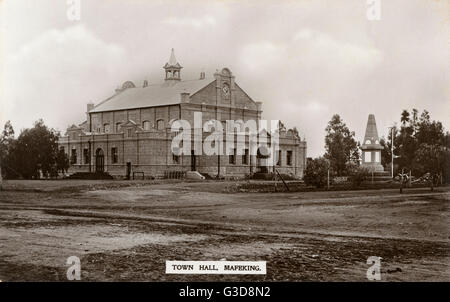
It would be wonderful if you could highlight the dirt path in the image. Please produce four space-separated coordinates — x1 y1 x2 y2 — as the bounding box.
0 181 448 281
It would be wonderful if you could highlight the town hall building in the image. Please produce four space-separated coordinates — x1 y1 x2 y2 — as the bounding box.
59 49 307 179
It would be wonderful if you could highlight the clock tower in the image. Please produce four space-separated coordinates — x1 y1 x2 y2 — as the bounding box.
214 67 236 107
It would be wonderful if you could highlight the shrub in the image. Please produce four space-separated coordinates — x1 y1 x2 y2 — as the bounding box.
303 157 329 188
348 166 370 187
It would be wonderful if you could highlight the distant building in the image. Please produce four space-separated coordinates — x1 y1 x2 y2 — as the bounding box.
59 49 307 178
361 114 384 172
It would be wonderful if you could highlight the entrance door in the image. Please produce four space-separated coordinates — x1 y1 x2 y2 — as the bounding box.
191 150 196 171
126 162 131 180
95 148 104 172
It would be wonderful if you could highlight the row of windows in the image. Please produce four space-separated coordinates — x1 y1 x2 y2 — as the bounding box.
228 149 249 165
69 148 293 166
228 150 293 166
69 147 178 165
277 150 293 166
95 120 165 134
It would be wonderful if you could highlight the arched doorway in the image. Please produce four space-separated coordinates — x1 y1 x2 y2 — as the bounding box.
257 146 271 173
95 148 104 173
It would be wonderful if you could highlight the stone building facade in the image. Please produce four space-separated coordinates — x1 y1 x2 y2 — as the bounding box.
59 50 307 179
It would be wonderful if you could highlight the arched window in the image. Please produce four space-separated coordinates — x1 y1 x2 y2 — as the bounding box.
142 120 151 131
116 122 122 133
156 119 165 130
104 123 110 133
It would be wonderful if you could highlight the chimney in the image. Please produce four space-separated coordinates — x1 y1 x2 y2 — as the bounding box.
86 102 94 130
143 80 148 87
87 102 94 113
199 72 205 80
256 101 262 112
180 92 190 103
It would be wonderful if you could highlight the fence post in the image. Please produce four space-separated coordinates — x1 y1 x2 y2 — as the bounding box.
327 169 330 190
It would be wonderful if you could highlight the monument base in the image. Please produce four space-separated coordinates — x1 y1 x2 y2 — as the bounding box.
361 163 385 173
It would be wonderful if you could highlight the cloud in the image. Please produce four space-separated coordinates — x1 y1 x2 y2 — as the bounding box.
239 42 285 73
1 24 126 133
306 101 328 112
292 29 383 69
162 15 216 28
1 0 447 159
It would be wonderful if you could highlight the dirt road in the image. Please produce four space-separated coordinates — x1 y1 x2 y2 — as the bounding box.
0 180 449 281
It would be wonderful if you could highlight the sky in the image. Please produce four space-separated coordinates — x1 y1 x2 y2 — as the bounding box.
0 0 448 157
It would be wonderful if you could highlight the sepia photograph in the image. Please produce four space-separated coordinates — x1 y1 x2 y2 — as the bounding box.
0 0 449 297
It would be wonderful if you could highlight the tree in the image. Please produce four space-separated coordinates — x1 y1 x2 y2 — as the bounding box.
0 121 17 179
324 114 359 176
304 157 329 188
400 109 410 126
12 119 60 179
56 148 69 174
380 125 399 171
392 109 448 184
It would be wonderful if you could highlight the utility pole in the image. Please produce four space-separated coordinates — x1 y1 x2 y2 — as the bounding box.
0 157 2 191
387 126 395 178
391 127 394 178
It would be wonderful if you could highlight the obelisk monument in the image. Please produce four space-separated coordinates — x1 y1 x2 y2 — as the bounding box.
361 114 384 172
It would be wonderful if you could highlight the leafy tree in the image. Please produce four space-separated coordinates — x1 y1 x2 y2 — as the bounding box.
400 109 410 126
392 109 448 184
380 125 399 170
304 157 329 188
0 121 18 179
414 144 445 180
56 148 69 174
324 114 359 176
12 119 60 179
396 122 417 173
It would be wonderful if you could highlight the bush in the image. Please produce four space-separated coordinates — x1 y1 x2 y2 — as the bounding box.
303 157 329 188
348 166 370 187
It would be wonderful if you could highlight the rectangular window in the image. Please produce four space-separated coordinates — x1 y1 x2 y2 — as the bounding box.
70 148 77 165
242 149 249 165
111 147 118 164
277 150 282 166
287 150 293 166
229 149 236 164
173 153 180 164
127 129 133 137
83 148 90 164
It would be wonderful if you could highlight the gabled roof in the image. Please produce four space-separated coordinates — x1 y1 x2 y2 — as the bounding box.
90 78 214 113
67 124 83 131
